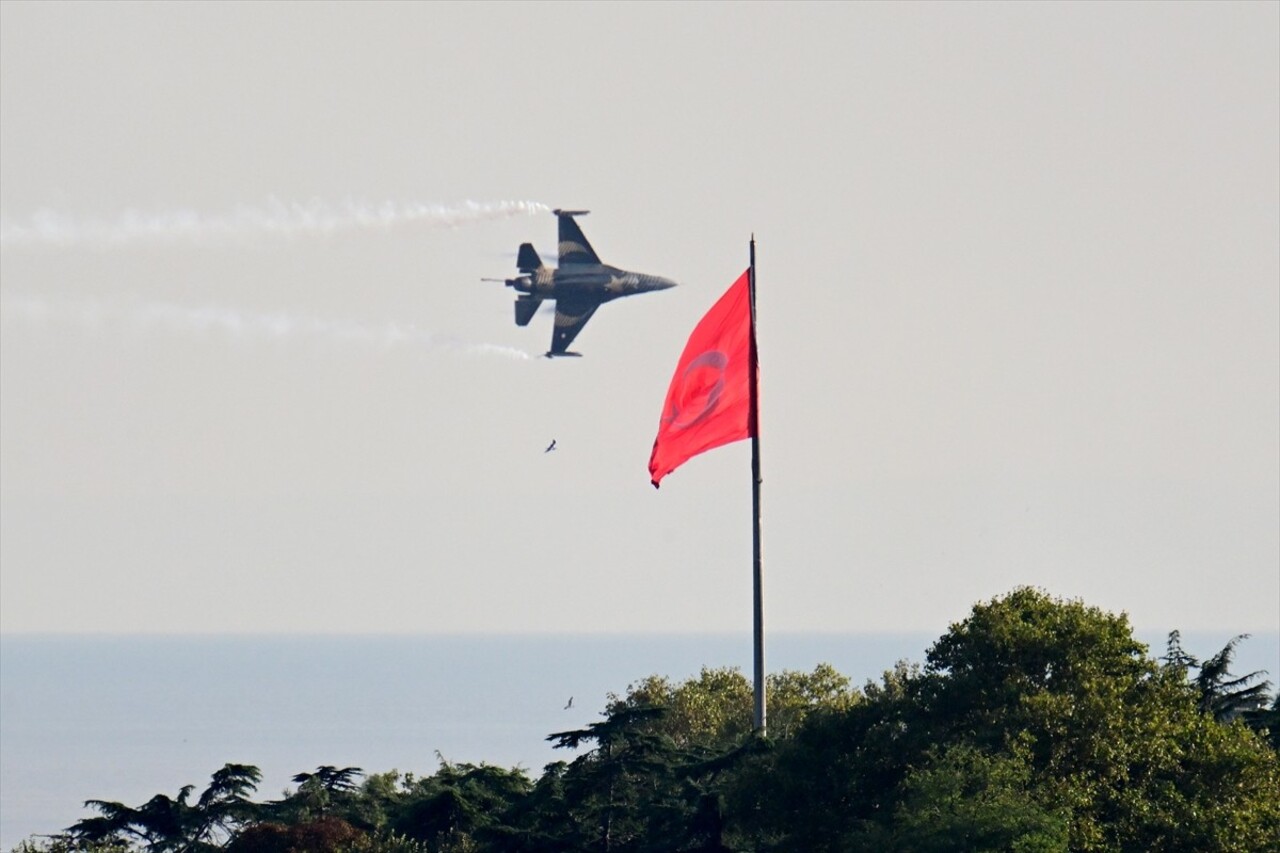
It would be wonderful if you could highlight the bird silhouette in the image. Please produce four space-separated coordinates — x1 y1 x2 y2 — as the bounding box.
564 696 573 709
545 440 557 453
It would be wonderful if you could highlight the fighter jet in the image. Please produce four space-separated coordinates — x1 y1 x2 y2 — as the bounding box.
489 210 677 357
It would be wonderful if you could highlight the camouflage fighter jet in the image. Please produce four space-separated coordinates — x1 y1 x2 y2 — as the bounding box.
489 210 677 357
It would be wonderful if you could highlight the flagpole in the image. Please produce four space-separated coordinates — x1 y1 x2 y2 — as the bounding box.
748 236 765 734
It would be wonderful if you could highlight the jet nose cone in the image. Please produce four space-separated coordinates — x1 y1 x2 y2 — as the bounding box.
652 276 678 290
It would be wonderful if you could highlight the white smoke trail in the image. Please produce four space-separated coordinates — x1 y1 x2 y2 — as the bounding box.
0 293 533 361
0 199 551 249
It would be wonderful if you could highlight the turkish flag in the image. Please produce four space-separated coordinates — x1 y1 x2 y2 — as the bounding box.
649 270 757 487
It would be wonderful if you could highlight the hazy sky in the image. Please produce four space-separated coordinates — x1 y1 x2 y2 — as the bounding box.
2 1 1276 637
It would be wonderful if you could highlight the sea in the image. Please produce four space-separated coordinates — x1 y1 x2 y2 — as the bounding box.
2 631 1276 850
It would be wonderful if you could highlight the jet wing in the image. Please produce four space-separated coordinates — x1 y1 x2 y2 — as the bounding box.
557 214 601 266
549 297 600 355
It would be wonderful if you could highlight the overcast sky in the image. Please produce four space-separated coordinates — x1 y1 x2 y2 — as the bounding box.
2 1 1276 638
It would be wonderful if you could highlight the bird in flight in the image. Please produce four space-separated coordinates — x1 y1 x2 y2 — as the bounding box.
545 439 557 453
564 696 573 709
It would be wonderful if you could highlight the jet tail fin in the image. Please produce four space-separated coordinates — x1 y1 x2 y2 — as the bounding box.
514 295 542 327
517 243 542 273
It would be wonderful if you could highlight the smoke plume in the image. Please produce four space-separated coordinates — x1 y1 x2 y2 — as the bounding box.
1 293 533 361
0 199 551 249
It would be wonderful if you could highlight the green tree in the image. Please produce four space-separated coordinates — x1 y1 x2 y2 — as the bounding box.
225 817 363 853
885 744 1069 853
499 704 745 852
1194 634 1273 723
725 669 916 851
606 669 752 753
765 663 859 739
1163 630 1274 722
388 760 530 851
1256 694 1280 752
43 589 1280 853
69 764 262 853
266 766 366 827
10 836 132 853
544 705 687 851
729 588 1280 852
916 590 1280 851
1163 629 1276 751
607 664 860 750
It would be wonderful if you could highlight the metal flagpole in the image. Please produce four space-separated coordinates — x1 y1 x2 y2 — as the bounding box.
748 236 765 734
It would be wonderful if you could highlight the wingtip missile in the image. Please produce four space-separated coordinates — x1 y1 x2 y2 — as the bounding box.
552 209 590 217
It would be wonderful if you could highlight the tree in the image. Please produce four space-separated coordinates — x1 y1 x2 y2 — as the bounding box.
388 760 531 851
493 704 745 852
195 765 263 845
45 589 1280 853
764 663 859 740
916 590 1280 851
1163 629 1276 747
291 766 363 793
11 836 132 853
724 668 917 851
886 745 1069 853
606 664 861 751
543 705 689 851
606 669 752 752
728 588 1280 852
69 764 262 853
1193 634 1273 723
225 818 362 853
1257 694 1280 752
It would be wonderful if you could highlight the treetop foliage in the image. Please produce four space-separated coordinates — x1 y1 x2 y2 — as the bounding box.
22 587 1279 853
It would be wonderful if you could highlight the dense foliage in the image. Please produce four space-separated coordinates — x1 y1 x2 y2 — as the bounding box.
17 589 1279 853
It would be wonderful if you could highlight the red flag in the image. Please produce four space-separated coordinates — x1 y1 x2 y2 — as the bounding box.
649 269 757 487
